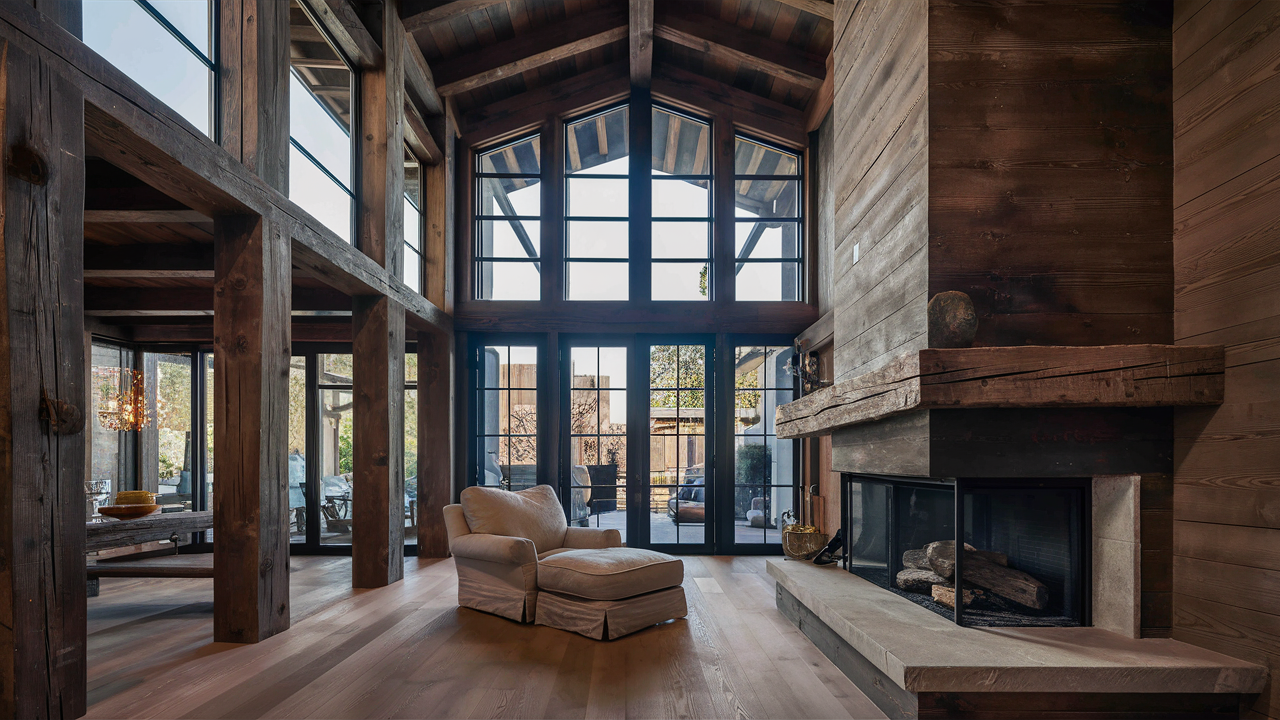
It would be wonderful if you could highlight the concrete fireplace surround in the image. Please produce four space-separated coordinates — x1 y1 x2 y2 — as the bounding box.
769 474 1267 719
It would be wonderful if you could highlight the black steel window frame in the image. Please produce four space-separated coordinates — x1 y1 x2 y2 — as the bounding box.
651 105 715 299
403 146 425 294
473 134 543 300
732 134 804 302
465 335 548 491
558 337 632 531
289 2 359 244
719 337 801 552
131 0 219 140
563 104 631 300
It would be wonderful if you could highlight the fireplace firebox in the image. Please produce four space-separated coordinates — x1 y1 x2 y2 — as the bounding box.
841 474 1090 627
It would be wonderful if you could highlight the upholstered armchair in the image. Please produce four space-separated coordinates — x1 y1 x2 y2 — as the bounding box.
443 484 621 623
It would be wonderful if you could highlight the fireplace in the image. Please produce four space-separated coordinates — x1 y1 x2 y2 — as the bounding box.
841 474 1090 627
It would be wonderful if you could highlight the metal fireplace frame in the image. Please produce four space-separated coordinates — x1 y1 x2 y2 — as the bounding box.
841 473 1092 627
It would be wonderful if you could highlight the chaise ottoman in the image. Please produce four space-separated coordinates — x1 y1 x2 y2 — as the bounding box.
533 547 687 640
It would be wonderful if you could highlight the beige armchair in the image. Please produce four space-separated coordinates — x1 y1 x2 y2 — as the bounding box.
443 484 621 623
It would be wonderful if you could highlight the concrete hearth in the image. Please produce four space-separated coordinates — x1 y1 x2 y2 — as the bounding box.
768 559 1266 719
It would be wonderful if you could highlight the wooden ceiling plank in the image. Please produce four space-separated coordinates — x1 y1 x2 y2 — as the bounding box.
654 9 825 89
630 0 654 88
434 7 626 96
402 0 509 34
662 114 681 174
567 122 582 172
770 0 833 22
595 113 609 156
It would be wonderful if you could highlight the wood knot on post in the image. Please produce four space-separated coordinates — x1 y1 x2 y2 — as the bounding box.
6 144 47 186
39 387 83 435
374 452 389 467
236 334 250 354
928 291 979 348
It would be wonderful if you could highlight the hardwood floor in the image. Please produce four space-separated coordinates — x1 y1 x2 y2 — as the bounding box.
85 555 884 719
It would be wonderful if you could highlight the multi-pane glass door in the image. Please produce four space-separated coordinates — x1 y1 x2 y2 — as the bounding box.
724 344 797 550
644 339 714 552
563 344 628 538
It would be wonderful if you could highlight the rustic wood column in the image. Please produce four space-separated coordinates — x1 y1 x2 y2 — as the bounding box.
0 38 87 719
352 0 406 587
416 330 452 556
212 213 291 643
218 0 290 191
423 107 455 313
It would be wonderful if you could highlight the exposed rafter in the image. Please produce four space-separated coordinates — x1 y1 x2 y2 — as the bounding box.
401 0 507 34
403 29 444 117
654 10 825 90
84 209 210 223
300 0 382 70
652 65 807 148
460 60 629 145
629 0 653 88
404 99 444 165
772 0 834 22
804 51 834 132
434 7 626 97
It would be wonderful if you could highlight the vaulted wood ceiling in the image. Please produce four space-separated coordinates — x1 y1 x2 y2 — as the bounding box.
402 0 833 135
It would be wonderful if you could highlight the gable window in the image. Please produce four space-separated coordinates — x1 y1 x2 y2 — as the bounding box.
475 136 542 300
565 106 630 301
84 0 214 136
403 150 423 293
651 108 713 301
735 137 802 301
288 0 355 243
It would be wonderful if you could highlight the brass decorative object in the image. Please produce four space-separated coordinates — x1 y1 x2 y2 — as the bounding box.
781 480 829 560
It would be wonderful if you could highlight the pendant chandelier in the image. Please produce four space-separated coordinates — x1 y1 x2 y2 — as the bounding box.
95 368 151 432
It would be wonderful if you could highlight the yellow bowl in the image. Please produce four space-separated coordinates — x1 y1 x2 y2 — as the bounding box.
115 491 157 506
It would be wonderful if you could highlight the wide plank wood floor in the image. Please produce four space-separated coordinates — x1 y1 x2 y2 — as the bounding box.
85 555 884 720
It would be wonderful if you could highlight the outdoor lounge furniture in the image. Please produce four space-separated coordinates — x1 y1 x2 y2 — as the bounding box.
443 484 687 639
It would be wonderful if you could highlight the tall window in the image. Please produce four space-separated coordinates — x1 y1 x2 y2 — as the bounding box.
475 137 542 300
567 347 627 530
651 108 713 301
404 150 424 293
564 106 630 300
474 345 538 488
84 0 214 135
732 346 796 545
317 354 355 545
289 0 355 242
648 343 708 545
735 138 802 301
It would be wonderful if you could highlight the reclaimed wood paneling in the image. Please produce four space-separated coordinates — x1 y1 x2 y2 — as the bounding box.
1172 3 1280 718
830 0 929 382
0 38 87 718
928 0 1174 348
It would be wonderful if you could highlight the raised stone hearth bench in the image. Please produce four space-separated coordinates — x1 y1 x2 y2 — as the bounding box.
768 559 1266 719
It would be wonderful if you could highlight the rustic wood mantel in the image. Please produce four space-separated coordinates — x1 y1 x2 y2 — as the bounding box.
776 345 1225 440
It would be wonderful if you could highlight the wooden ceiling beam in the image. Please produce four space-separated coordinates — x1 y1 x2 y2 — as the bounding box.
771 0 834 22
403 29 444 117
84 285 355 315
652 65 807 149
401 0 507 34
630 0 654 88
804 51 834 132
300 0 382 69
85 242 215 272
434 7 626 97
654 10 825 90
460 60 629 146
84 209 211 223
404 99 444 165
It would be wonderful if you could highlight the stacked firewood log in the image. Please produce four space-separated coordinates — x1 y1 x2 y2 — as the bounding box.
894 540 1049 610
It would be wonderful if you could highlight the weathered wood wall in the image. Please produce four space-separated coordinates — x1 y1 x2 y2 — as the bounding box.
830 0 929 382
1171 2 1280 718
928 0 1174 347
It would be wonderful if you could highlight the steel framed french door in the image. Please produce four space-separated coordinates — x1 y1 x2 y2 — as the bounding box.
637 335 715 554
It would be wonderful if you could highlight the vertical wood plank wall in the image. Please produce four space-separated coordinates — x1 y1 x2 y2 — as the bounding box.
830 0 929 383
927 1 1174 347
1171 2 1280 718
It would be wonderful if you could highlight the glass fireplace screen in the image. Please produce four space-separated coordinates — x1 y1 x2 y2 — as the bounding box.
841 475 1090 627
